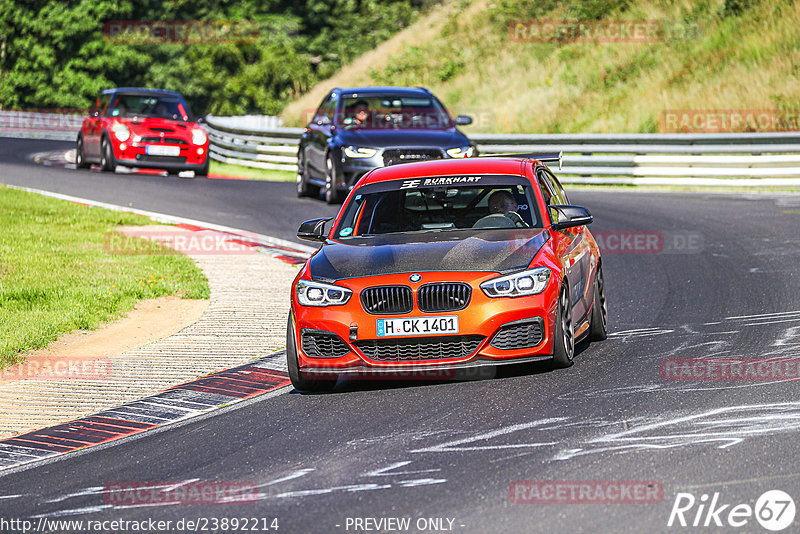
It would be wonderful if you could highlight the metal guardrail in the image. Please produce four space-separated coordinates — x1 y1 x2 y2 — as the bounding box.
4 111 799 185
204 116 800 186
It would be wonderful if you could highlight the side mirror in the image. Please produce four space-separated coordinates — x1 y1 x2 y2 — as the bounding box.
297 217 333 242
455 115 473 126
90 109 100 118
550 205 593 231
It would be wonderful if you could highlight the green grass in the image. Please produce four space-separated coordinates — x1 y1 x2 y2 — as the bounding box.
210 160 296 182
283 0 800 134
0 186 210 370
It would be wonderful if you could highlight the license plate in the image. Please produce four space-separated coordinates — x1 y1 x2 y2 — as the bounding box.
145 145 180 156
377 316 459 337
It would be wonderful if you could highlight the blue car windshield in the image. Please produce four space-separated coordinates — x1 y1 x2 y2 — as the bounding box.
335 182 542 238
337 94 454 130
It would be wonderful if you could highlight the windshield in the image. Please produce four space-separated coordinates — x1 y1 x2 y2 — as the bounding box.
336 94 453 130
108 94 194 121
335 177 542 239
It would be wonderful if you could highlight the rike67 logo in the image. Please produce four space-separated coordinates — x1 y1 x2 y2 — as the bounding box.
668 490 796 531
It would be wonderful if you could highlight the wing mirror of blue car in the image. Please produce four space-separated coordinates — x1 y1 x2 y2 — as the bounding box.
549 205 593 231
455 115 473 126
297 217 334 242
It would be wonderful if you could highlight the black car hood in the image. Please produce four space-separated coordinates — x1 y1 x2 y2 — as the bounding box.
337 128 469 149
309 230 550 281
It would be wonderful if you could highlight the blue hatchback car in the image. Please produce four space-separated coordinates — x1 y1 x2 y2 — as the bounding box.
296 86 477 203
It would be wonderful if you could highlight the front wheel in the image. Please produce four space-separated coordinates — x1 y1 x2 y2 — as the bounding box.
195 157 209 177
100 136 116 173
589 264 608 341
552 284 575 368
324 154 343 204
286 314 337 392
75 136 89 169
296 151 319 197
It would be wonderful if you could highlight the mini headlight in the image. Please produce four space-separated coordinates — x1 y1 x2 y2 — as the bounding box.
446 146 475 158
481 267 551 298
191 128 208 145
344 146 377 158
112 123 130 142
296 279 352 307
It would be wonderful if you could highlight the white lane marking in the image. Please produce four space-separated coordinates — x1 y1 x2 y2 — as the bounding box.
29 504 114 518
45 486 106 504
741 318 800 327
725 310 800 321
0 494 24 500
364 461 440 477
410 418 566 453
4 184 316 255
274 483 393 499
256 468 315 488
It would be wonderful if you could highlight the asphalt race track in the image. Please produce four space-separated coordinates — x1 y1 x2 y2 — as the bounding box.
2 138 800 533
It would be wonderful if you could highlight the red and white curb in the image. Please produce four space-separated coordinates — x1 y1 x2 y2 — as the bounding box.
0 352 290 472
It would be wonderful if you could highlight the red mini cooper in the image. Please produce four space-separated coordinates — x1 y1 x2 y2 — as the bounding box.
288 155 607 391
76 88 209 176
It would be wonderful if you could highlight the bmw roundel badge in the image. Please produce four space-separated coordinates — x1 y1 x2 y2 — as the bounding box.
409 274 422 282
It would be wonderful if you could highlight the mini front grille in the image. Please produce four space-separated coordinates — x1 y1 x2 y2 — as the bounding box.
135 155 187 163
383 149 443 167
139 137 187 145
418 283 471 312
490 318 544 350
361 286 413 315
149 127 174 133
301 330 350 358
355 335 484 362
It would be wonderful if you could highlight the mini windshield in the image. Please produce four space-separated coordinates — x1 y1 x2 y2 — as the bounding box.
337 94 453 130
108 94 193 121
335 177 542 239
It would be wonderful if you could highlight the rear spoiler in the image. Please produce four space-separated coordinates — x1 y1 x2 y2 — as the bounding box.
481 151 563 171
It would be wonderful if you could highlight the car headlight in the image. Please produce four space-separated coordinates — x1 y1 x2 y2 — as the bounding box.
481 267 551 298
191 128 208 145
344 146 377 158
296 279 352 307
112 123 130 142
446 146 475 158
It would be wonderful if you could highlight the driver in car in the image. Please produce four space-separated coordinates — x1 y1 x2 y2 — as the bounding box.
488 190 528 227
347 100 370 127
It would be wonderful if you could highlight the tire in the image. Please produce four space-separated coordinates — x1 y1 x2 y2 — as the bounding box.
324 154 343 204
552 283 575 368
589 263 608 341
75 136 89 169
100 136 116 173
286 314 337 392
195 157 209 177
296 151 319 197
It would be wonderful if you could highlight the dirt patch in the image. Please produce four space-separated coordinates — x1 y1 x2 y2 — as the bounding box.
0 295 208 384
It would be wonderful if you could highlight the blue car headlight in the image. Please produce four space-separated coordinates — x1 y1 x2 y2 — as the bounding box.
296 279 352 306
481 268 551 298
344 146 378 158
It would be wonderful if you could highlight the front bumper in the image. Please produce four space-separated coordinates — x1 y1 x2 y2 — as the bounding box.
291 272 559 374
